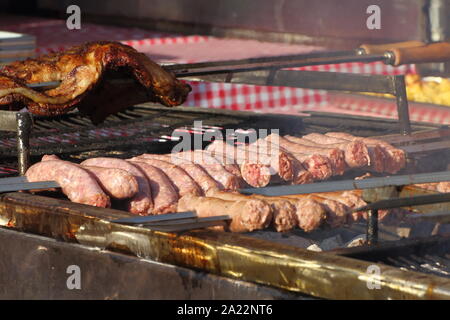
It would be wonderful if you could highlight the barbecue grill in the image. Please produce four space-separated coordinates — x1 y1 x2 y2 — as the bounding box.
1 52 450 299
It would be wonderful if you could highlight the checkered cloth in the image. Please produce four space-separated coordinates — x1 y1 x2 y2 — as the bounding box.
329 93 450 124
2 15 448 124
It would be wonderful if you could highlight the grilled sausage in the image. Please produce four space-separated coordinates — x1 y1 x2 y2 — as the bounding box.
128 158 202 197
172 151 242 190
206 190 297 232
279 193 349 228
261 135 333 180
203 150 242 178
315 190 367 223
246 139 313 184
26 160 110 207
326 132 405 174
292 198 327 232
42 154 140 200
249 194 326 232
135 153 221 193
177 194 272 232
297 133 382 172
265 133 343 176
285 134 370 169
207 140 272 187
82 166 139 200
129 161 179 214
207 140 297 187
80 157 153 215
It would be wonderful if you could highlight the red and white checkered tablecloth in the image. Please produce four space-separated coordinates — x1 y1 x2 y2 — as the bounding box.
2 15 449 124
327 93 450 125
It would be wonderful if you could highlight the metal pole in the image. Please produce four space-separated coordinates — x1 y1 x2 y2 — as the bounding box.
16 112 32 176
392 75 412 135
367 209 379 245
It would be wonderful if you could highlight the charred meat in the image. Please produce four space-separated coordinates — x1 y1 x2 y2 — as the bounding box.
0 41 191 123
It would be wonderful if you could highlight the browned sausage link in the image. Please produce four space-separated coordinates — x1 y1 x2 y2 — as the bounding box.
41 154 140 200
304 133 383 172
207 140 294 186
177 194 272 232
244 140 295 181
172 151 241 190
293 198 327 232
26 160 110 207
203 150 242 177
326 132 405 174
136 153 221 193
315 190 367 223
248 194 326 232
288 153 314 185
206 140 272 188
268 134 346 175
197 150 242 178
206 190 297 232
128 158 201 197
286 134 370 169
80 157 153 215
263 135 333 180
265 133 343 176
240 140 310 185
279 194 349 228
129 161 179 214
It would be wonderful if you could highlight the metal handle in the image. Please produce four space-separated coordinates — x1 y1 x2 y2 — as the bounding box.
359 41 425 55
389 41 450 66
15 112 32 176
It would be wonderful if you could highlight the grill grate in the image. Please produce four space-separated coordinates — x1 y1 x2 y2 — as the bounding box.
335 235 450 278
0 104 293 177
0 104 441 178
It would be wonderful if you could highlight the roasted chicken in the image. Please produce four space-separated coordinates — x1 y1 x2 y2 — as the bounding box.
0 41 191 123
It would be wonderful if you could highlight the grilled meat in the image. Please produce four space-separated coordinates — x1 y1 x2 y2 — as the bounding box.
26 160 111 208
265 133 346 176
177 194 272 233
129 161 179 215
80 157 154 215
206 190 298 232
171 150 242 190
285 134 370 169
325 132 406 174
133 153 221 193
26 130 405 231
0 41 191 123
128 158 202 197
263 135 333 180
42 154 139 200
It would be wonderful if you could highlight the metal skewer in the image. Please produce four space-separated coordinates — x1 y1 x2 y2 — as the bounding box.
240 170 450 196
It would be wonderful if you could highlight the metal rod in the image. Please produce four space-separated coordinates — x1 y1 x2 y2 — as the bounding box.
0 181 60 193
111 211 196 224
15 112 32 176
27 81 61 90
164 49 358 72
185 70 400 95
392 75 412 135
367 209 379 246
240 170 450 196
355 192 450 212
167 54 387 78
408 211 450 223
